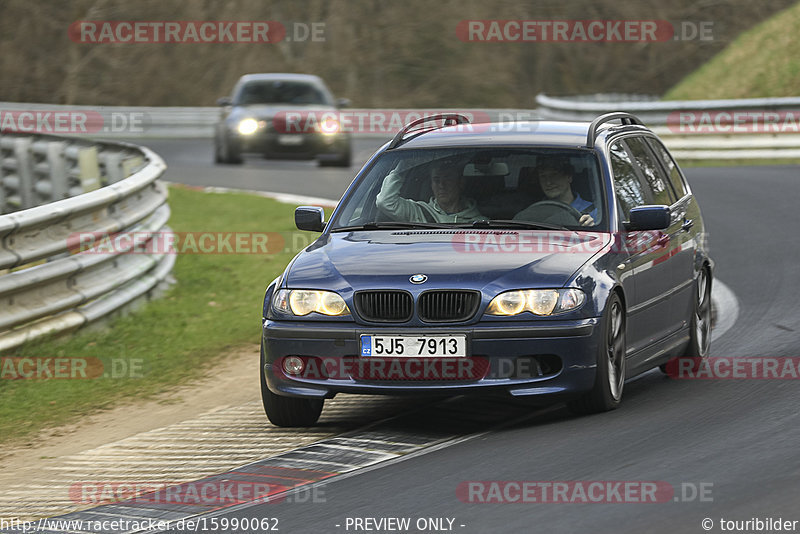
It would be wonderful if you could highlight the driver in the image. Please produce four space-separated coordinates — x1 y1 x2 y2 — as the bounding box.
514 158 597 226
376 159 484 223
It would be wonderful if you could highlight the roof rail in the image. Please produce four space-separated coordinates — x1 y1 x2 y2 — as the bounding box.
586 112 644 148
387 113 471 150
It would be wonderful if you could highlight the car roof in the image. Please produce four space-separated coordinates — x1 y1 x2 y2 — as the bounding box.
237 73 324 84
395 120 651 150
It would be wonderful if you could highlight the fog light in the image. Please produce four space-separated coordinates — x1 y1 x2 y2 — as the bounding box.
283 356 305 375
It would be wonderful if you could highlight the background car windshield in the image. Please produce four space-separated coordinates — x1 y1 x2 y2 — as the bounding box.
331 148 607 230
235 81 330 105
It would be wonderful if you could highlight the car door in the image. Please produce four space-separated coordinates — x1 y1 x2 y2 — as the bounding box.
624 135 690 341
608 137 678 356
646 137 700 327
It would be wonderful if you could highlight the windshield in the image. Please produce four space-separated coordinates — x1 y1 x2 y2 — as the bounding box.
330 148 607 231
234 80 331 106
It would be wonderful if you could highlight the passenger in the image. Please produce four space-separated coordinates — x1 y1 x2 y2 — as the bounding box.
376 159 484 223
515 158 597 226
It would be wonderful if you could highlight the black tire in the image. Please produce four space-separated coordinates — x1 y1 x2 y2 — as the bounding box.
333 150 352 167
684 267 712 358
660 267 712 375
568 293 626 414
317 148 351 168
218 134 243 165
259 343 323 427
214 137 223 163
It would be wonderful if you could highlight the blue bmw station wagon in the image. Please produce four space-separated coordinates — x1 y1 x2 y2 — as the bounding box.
260 113 713 426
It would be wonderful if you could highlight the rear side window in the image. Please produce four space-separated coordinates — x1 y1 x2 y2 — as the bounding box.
609 140 646 220
624 136 676 206
647 138 688 199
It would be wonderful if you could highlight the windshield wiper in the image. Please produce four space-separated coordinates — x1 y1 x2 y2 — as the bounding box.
460 219 572 231
331 221 454 232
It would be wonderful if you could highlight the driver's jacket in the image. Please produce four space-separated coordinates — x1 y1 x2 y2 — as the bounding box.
376 171 484 223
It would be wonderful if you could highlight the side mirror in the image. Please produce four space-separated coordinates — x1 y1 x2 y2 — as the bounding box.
336 98 351 109
626 205 671 231
217 96 232 106
295 206 325 232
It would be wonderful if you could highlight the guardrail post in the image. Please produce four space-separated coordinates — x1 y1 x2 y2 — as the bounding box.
99 150 125 184
44 141 68 202
13 137 35 210
77 146 101 193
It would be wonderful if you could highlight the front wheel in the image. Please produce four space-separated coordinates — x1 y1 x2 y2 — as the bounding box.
260 344 323 427
568 293 626 414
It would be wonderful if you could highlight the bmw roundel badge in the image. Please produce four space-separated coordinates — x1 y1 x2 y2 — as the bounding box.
409 274 428 284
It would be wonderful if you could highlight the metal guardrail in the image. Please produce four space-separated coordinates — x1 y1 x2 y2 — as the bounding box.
536 93 800 123
536 94 800 159
4 96 800 158
0 133 173 352
0 101 219 139
0 102 539 139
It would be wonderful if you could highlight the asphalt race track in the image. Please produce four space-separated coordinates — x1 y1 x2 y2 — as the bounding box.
128 139 800 532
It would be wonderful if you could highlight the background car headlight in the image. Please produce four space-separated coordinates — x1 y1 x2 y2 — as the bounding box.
318 117 341 135
487 288 586 316
273 289 350 316
237 118 259 135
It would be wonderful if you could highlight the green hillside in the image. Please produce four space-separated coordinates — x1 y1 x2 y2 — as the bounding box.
665 2 800 99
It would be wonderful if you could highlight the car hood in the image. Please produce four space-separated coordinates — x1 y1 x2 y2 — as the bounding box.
285 230 611 293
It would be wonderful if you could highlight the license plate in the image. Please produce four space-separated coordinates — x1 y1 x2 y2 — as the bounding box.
360 335 467 358
277 134 304 146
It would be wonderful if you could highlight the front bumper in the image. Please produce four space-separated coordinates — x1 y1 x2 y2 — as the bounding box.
263 318 602 399
234 130 349 159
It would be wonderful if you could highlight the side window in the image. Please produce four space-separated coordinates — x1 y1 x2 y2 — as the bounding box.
625 136 676 206
609 141 646 220
647 139 688 199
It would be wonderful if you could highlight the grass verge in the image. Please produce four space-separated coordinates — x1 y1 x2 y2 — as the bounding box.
664 2 800 99
0 185 319 446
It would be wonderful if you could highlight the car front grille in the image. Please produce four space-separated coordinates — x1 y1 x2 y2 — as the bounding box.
418 290 480 322
354 291 413 322
354 290 480 323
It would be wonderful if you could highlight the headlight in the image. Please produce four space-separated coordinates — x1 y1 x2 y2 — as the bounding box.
318 117 341 135
237 118 259 135
273 289 350 317
486 289 585 316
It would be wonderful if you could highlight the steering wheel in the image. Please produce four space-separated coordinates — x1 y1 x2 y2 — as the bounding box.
518 200 583 226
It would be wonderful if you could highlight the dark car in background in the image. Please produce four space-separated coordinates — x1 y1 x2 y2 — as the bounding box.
214 73 351 166
260 113 713 426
